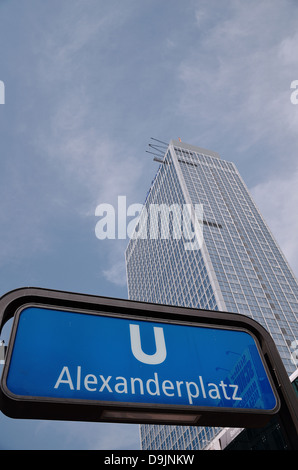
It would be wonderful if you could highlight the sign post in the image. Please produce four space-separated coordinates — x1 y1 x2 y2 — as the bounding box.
0 288 297 442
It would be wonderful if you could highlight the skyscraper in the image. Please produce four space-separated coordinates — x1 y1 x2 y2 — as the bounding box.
125 140 298 450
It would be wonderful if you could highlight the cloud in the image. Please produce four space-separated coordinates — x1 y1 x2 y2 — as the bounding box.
21 1 151 288
33 89 144 287
177 0 298 150
0 414 140 450
102 241 128 287
38 113 143 205
278 30 298 66
251 167 298 277
31 0 151 214
37 0 136 85
91 423 140 450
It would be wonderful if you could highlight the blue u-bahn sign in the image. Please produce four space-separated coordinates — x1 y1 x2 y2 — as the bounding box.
5 306 277 412
0 288 287 427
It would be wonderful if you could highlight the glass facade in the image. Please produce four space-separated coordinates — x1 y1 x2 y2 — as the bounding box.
125 140 298 450
223 369 298 450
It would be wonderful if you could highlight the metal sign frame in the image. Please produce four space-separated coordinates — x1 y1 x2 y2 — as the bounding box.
0 287 297 436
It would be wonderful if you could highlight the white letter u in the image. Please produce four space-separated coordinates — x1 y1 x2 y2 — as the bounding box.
129 324 167 365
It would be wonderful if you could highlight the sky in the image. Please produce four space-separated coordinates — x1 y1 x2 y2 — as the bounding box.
0 0 298 450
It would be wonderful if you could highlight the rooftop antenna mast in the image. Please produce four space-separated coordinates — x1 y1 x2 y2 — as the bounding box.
146 137 168 163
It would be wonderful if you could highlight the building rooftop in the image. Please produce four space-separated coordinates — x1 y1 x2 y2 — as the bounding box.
170 139 220 159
